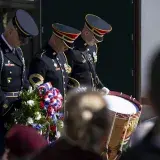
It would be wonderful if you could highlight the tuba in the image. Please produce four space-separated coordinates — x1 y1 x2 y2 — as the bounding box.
67 77 80 90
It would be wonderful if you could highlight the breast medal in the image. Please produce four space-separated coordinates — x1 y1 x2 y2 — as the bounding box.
64 63 72 74
93 51 97 63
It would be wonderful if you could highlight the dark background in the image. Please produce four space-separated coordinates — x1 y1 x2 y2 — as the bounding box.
0 0 135 96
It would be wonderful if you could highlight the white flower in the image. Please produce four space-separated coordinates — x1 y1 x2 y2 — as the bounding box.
57 120 64 129
35 112 41 120
27 100 35 106
27 117 34 124
28 86 33 93
55 131 61 139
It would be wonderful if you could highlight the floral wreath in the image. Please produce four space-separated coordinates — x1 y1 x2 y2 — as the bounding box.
5 82 64 143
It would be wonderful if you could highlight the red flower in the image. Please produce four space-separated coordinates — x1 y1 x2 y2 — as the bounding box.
40 101 44 109
44 95 48 99
50 98 56 103
47 106 54 115
50 125 56 132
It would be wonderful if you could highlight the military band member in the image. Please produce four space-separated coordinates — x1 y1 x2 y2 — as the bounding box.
29 23 81 99
0 9 38 115
65 14 112 93
0 9 38 155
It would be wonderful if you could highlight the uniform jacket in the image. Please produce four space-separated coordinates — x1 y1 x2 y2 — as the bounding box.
0 36 29 105
29 44 69 98
65 36 104 90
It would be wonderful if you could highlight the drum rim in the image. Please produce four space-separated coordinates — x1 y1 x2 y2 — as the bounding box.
108 91 142 112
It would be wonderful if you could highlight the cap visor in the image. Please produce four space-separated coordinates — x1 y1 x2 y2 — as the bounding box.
94 34 103 42
63 41 74 49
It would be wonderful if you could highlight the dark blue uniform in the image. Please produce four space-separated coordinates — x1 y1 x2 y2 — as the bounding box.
0 9 38 156
66 37 103 90
29 23 81 98
65 14 112 90
29 44 69 98
0 36 29 110
0 36 29 156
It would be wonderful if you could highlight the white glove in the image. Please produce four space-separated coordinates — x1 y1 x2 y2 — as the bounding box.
101 87 110 95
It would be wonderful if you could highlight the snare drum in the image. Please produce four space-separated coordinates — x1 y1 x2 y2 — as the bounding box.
103 91 142 160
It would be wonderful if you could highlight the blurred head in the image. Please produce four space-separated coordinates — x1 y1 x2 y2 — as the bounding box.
64 89 110 154
3 124 48 160
149 48 160 115
49 34 69 53
81 24 99 46
3 20 29 48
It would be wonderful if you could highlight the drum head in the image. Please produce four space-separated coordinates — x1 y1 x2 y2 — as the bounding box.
103 95 139 114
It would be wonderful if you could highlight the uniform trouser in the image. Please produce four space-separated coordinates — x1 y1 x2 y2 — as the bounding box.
0 96 19 156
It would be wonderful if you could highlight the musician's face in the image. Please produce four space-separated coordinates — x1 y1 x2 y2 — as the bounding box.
59 39 69 52
51 35 69 53
8 28 21 47
83 27 98 46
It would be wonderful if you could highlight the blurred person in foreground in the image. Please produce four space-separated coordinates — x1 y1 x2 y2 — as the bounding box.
120 48 160 160
31 89 110 160
130 117 157 147
1 124 48 160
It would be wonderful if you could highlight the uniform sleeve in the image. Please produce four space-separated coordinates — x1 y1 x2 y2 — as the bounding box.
93 44 104 89
94 43 98 65
65 49 74 69
96 76 104 89
16 47 30 90
0 52 6 104
29 57 46 88
22 64 30 90
65 50 80 90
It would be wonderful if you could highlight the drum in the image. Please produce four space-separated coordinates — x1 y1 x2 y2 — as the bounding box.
103 91 142 160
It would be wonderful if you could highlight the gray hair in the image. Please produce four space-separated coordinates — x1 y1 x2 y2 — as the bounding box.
4 20 15 32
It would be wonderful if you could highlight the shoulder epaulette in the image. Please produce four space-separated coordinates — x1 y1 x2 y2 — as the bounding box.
40 49 46 58
34 49 46 58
